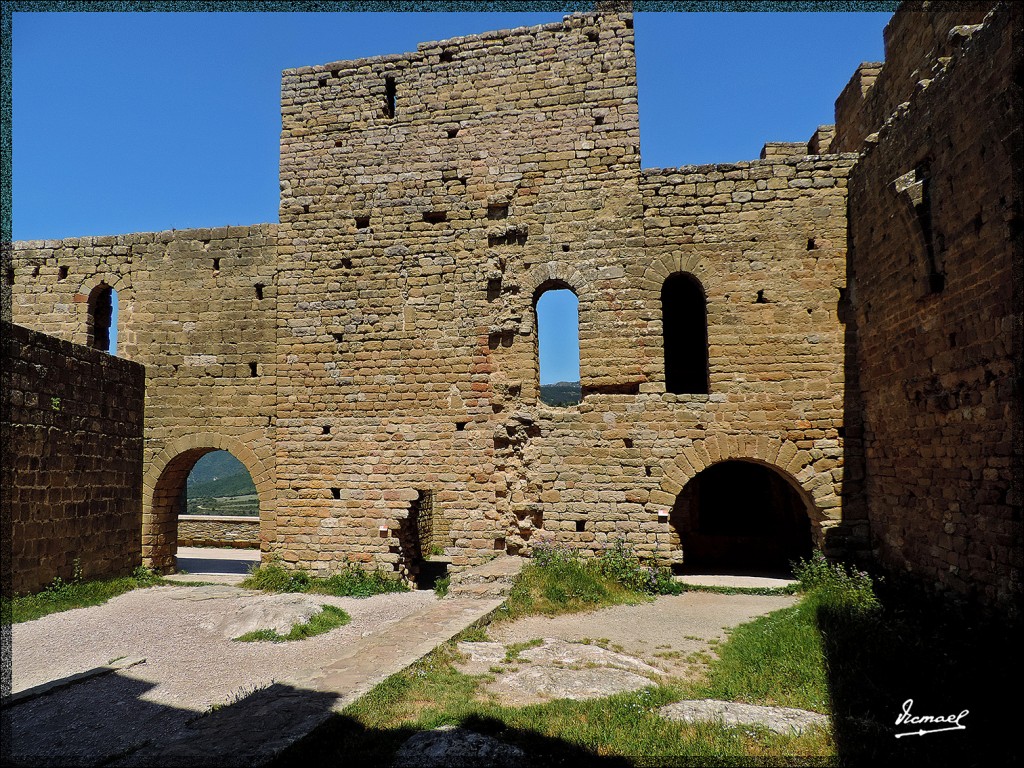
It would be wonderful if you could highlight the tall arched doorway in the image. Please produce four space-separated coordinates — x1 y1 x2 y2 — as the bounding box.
144 439 270 572
670 460 813 573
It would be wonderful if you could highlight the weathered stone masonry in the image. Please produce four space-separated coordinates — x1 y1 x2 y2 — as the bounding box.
7 3 1021 608
3 322 145 594
846 2 1022 607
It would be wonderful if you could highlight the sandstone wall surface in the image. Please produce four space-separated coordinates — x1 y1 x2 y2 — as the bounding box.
3 322 145 594
848 2 1022 607
10 225 278 569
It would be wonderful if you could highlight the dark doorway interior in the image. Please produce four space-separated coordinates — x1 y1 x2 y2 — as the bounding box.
671 460 812 573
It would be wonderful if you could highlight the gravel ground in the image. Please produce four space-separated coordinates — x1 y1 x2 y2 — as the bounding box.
12 584 438 713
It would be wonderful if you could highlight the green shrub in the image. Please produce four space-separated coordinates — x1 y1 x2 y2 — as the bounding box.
242 560 408 598
791 550 880 615
433 576 450 598
594 539 683 596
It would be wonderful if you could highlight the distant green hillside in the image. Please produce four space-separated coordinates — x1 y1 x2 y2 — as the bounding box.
186 450 258 516
540 380 581 406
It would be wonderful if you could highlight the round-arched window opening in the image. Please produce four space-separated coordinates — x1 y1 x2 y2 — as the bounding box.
87 283 119 355
670 460 812 574
536 287 580 406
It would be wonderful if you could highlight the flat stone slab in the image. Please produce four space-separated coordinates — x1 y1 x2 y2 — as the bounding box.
206 593 330 638
518 638 661 675
659 700 830 735
487 666 653 706
456 641 507 672
393 726 525 768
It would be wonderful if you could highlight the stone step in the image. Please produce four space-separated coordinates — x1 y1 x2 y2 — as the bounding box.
445 555 524 599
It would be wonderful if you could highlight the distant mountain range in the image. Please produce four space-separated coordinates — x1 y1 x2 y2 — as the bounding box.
540 380 581 406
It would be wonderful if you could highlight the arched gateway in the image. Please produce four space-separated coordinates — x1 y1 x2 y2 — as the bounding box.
142 433 274 571
670 460 814 572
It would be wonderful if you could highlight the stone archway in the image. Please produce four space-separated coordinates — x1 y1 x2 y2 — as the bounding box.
654 434 837 571
669 459 814 572
143 433 274 572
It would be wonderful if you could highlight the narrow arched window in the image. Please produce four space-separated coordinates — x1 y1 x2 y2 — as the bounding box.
536 287 580 406
88 283 118 355
662 273 708 394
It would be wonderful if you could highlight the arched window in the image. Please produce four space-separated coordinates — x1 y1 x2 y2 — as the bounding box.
662 273 708 395
88 283 118 355
536 287 580 406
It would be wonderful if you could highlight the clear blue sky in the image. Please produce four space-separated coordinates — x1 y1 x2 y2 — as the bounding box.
10 9 892 380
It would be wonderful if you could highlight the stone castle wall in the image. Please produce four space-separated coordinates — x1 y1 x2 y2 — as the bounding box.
846 2 1022 608
3 322 145 595
7 4 1019 606
177 515 261 549
10 226 278 569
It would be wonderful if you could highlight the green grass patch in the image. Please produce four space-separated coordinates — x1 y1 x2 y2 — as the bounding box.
271 546 862 765
241 561 409 597
233 604 351 642
3 565 168 624
273 624 834 766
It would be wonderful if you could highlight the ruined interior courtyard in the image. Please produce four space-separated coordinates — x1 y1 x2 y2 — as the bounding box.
5 2 1020 611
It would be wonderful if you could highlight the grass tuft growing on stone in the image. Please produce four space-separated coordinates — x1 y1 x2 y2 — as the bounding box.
4 565 168 624
234 605 351 642
241 561 408 598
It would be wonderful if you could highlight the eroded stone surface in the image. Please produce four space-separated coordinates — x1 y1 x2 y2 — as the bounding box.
487 666 653 706
393 726 525 768
193 591 329 638
659 700 830 735
518 638 661 675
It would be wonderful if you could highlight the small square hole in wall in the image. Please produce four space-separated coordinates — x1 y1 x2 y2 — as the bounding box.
623 438 634 448
440 49 454 63
32 266 40 277
447 128 459 138
487 203 508 220
455 420 468 431
355 216 370 229
494 538 506 550
322 425 331 435
331 488 341 499
6 267 14 285
58 266 69 280
575 520 586 533
255 283 265 300
249 362 259 377
595 114 605 125
807 237 817 250
562 244 570 252
423 211 448 224
213 258 221 272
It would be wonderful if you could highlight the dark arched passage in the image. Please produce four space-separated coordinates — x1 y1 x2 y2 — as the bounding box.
670 460 812 572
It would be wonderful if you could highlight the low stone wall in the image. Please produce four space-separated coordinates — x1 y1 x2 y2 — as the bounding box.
3 322 145 595
177 515 260 549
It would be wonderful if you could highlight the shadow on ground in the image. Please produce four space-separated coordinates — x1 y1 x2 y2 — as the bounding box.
272 712 637 768
820 578 1020 767
3 673 337 768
